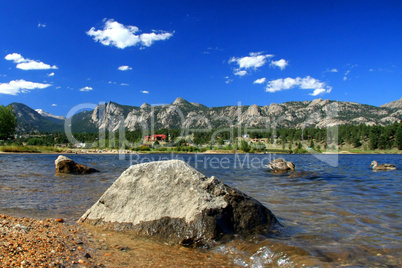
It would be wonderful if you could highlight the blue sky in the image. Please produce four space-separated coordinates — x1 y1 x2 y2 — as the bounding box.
0 0 401 117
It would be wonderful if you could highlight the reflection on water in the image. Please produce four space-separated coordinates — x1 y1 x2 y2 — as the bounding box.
0 153 401 267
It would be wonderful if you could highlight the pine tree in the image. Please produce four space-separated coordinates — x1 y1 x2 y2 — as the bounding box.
396 126 402 150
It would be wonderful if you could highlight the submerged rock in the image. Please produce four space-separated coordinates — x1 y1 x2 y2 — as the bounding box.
79 160 279 246
55 155 99 174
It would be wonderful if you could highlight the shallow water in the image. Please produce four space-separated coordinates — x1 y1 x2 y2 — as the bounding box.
0 153 401 267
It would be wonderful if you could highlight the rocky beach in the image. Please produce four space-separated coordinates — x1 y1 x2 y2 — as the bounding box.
0 213 236 267
0 214 101 267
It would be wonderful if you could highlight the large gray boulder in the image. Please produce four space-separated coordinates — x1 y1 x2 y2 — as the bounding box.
79 160 279 246
55 155 99 174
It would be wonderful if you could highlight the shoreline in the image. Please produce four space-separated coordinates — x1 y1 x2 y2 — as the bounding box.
0 214 102 267
1 150 401 155
0 213 235 267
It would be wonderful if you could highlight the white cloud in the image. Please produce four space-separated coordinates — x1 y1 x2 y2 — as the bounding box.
0 79 51 95
229 52 273 70
140 90 149 94
52 104 57 107
310 88 327 96
343 76 348 81
38 23 46 28
118 65 132 71
5 53 58 70
5 53 25 63
47 72 55 77
120 83 129 86
253 77 266 84
80 86 93 92
270 59 288 70
17 62 57 70
265 76 332 96
234 69 247 76
87 19 173 49
224 76 233 84
324 68 338 73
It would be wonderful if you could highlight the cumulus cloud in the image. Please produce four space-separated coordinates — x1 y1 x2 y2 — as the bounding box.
5 53 25 63
47 72 55 77
229 52 273 70
253 77 266 84
270 59 288 70
140 90 149 94
38 23 46 28
5 53 58 70
234 69 247 76
118 65 132 71
0 79 51 95
80 86 93 92
265 76 332 96
87 19 173 49
52 104 57 106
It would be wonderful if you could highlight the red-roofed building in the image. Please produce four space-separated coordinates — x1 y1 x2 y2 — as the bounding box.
144 134 167 142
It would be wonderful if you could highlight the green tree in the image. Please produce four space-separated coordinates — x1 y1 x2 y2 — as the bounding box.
352 137 362 148
240 139 250 152
217 137 224 146
396 126 402 150
0 105 17 140
369 127 381 150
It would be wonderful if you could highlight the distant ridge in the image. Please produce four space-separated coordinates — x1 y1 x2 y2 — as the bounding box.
381 97 402 109
35 109 66 120
71 97 402 132
8 97 402 133
9 103 64 133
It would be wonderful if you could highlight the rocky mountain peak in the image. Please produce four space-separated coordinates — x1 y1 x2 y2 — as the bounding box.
35 109 66 120
308 98 329 107
172 97 191 106
140 103 151 109
246 104 260 116
381 97 402 109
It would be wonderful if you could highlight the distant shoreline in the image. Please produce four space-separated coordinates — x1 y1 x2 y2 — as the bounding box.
1 148 401 155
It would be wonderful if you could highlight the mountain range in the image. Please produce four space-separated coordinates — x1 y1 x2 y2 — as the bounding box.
8 97 402 133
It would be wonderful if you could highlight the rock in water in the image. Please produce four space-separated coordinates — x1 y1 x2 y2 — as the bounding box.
79 160 279 246
55 155 99 174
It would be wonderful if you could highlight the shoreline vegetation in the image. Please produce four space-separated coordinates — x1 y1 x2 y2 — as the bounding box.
0 144 401 154
1 121 401 155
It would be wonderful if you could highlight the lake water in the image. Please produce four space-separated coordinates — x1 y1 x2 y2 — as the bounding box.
0 153 401 267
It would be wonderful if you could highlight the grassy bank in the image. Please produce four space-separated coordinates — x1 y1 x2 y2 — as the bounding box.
0 145 63 153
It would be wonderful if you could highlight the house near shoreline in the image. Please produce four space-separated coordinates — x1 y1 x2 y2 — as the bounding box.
144 134 167 142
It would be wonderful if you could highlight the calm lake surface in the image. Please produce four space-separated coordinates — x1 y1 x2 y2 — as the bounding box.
0 153 401 267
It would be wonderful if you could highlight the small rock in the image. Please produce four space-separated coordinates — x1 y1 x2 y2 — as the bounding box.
55 155 99 175
55 218 64 223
